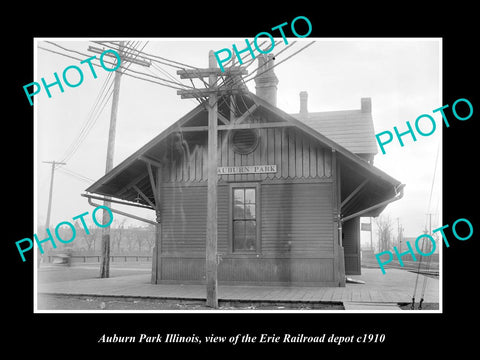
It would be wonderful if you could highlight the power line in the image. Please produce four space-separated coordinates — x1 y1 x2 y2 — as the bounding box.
94 41 216 99
426 143 440 213
57 166 95 183
244 41 314 85
209 40 275 90
45 41 94 59
93 40 200 70
208 41 303 110
40 42 194 91
57 73 115 164
40 40 316 127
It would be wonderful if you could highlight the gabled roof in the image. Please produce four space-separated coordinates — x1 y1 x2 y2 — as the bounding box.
85 91 401 212
291 109 378 155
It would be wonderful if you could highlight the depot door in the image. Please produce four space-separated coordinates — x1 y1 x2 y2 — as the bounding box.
343 217 361 275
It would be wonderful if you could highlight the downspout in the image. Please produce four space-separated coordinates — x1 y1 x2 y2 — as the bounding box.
340 183 405 223
81 193 157 226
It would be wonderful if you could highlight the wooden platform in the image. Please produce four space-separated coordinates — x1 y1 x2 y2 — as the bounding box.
37 268 439 311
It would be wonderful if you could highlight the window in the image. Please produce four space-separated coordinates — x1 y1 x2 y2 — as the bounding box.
232 187 257 252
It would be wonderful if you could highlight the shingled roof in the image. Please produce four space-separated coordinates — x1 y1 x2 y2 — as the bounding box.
290 95 378 156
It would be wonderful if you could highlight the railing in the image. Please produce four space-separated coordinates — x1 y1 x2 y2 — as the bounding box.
46 254 152 263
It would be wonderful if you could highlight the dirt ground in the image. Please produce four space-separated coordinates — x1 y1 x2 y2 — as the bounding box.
37 294 345 311
398 302 439 311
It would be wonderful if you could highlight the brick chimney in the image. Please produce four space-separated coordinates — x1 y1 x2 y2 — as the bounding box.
361 97 371 113
254 54 279 106
299 91 308 119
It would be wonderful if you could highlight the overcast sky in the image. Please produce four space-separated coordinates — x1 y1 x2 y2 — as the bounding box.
35 38 441 248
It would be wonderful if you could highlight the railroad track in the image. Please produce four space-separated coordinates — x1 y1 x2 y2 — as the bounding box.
362 261 439 277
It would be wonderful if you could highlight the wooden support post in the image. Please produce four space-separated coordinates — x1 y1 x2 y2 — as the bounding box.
155 166 162 283
151 187 162 283
206 50 218 308
332 150 345 287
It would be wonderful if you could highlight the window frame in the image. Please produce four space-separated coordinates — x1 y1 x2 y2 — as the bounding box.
228 182 261 255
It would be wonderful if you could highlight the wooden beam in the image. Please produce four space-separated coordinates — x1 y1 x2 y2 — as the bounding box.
178 122 294 132
219 121 292 131
177 67 247 79
341 178 369 209
217 112 230 125
177 126 208 132
132 184 156 209
177 87 246 99
116 172 149 197
146 163 160 206
139 155 163 169
234 103 259 125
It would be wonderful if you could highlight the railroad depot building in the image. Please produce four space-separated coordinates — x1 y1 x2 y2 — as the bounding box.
85 55 403 287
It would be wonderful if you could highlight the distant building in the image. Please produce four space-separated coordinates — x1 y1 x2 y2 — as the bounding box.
86 54 403 286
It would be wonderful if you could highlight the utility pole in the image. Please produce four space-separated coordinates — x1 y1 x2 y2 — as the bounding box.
177 51 246 308
397 217 402 252
88 41 151 278
44 161 66 229
42 160 66 267
427 213 433 253
206 51 219 308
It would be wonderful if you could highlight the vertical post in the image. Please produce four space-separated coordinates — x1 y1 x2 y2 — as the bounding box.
100 41 124 279
370 217 373 250
151 166 162 284
229 48 236 122
45 161 56 230
206 50 218 308
332 150 345 287
42 160 66 267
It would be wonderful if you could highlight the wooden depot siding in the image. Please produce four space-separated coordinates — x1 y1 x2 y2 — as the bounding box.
159 126 332 183
155 118 339 286
160 184 207 254
261 182 334 254
158 181 336 285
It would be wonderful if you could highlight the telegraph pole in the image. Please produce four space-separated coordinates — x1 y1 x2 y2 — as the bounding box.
177 51 247 308
43 160 66 229
206 51 219 308
42 160 66 267
88 41 151 278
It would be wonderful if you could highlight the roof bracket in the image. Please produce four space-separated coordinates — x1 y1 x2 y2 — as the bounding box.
340 178 369 209
340 183 405 223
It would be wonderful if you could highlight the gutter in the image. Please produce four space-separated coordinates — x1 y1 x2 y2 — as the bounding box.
81 193 157 226
340 183 405 223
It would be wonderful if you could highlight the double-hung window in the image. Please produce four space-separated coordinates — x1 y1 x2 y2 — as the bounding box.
232 186 257 252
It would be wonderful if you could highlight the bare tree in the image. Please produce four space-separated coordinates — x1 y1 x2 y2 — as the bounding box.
143 224 156 252
374 215 394 252
84 225 99 252
111 218 127 253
